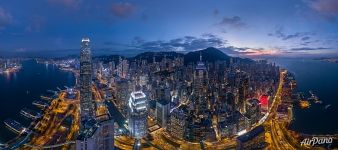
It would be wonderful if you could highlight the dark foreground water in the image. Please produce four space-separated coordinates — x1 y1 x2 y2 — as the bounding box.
0 60 75 143
270 58 338 135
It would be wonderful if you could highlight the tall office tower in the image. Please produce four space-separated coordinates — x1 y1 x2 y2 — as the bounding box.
226 92 236 112
128 91 148 139
245 99 261 125
117 56 123 78
76 119 115 150
116 80 131 116
79 37 95 122
193 53 208 113
194 53 208 97
238 76 249 113
156 99 170 128
122 59 129 78
168 108 187 140
77 37 114 150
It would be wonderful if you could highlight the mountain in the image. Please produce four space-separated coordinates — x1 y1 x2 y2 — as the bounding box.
95 47 254 64
184 47 231 64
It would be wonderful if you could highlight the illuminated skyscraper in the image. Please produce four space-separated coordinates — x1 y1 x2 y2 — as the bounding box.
76 37 114 150
128 91 148 139
194 53 208 97
193 53 208 113
79 37 95 122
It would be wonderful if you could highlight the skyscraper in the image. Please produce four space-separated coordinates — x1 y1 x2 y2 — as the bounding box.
128 91 148 139
77 37 114 150
76 119 115 150
79 37 95 122
193 53 208 113
156 99 170 128
194 53 208 97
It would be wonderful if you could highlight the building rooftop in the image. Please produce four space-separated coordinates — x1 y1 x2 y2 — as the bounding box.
77 119 98 140
131 91 146 99
237 125 265 143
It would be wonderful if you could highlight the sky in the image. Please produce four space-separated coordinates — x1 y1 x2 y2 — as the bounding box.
0 0 338 58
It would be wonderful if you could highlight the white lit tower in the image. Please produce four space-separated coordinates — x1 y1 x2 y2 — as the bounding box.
128 91 148 139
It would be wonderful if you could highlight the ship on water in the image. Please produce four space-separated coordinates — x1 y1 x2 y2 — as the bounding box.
40 95 52 101
4 119 26 134
20 108 41 120
32 100 49 109
308 90 322 104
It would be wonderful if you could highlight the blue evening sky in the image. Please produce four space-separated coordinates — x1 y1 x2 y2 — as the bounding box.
0 0 337 57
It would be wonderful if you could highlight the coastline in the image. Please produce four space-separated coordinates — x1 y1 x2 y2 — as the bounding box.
0 60 76 145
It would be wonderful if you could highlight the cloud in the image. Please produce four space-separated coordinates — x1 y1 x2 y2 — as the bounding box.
217 16 247 29
305 0 338 20
47 0 82 9
132 36 145 45
111 2 136 18
222 46 281 56
290 47 331 51
268 26 313 40
0 7 13 30
301 36 310 41
130 34 280 57
132 34 227 52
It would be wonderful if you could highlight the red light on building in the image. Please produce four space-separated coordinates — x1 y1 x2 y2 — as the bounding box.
259 95 269 107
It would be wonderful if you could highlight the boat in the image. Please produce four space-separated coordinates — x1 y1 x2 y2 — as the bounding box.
308 90 322 104
56 87 62 91
20 108 41 119
299 100 310 109
325 104 332 110
32 100 49 108
40 95 52 101
4 119 26 134
46 90 57 94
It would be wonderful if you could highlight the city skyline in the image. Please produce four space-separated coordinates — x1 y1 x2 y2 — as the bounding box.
0 0 338 149
0 37 337 149
0 0 338 58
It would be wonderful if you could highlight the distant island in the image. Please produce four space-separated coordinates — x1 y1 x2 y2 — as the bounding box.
314 57 338 63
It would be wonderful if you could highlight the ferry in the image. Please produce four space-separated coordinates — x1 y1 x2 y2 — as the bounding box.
32 100 49 108
4 119 26 134
46 90 57 94
308 91 322 104
20 108 41 119
40 95 52 101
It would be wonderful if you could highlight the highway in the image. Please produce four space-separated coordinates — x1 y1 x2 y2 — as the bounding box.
265 70 298 150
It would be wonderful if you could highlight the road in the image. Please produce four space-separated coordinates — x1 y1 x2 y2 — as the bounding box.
265 70 298 150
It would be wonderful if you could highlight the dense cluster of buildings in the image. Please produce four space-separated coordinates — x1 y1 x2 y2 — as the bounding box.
54 37 281 149
87 48 279 143
0 58 21 74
